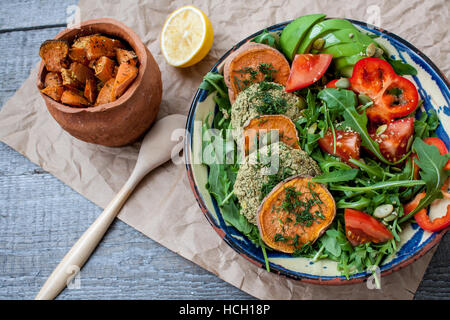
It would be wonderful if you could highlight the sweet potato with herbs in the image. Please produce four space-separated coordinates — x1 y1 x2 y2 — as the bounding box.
69 62 94 84
111 63 138 100
257 176 336 253
94 56 116 83
44 72 62 87
72 35 94 49
39 40 69 72
115 48 137 66
223 42 291 104
85 35 124 61
41 86 64 102
243 115 300 155
61 68 82 89
61 89 90 107
84 79 97 104
39 33 138 107
68 47 89 65
95 78 115 106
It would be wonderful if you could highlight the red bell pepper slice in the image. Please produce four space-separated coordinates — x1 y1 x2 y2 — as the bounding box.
403 192 450 232
349 58 419 124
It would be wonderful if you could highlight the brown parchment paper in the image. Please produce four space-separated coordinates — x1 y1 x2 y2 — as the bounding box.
1 0 448 299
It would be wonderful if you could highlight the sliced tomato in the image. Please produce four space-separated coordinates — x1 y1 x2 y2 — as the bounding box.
369 117 414 163
285 54 332 92
318 130 361 166
413 137 450 179
349 58 419 123
344 208 394 246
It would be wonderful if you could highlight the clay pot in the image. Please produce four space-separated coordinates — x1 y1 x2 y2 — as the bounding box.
36 18 162 147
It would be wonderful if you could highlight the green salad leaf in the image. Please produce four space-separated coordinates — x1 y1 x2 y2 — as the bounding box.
199 72 228 98
312 169 359 183
251 29 280 49
202 118 259 240
399 138 450 222
414 109 439 139
384 55 418 76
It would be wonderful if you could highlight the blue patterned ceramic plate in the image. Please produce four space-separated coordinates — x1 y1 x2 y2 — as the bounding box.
185 19 449 284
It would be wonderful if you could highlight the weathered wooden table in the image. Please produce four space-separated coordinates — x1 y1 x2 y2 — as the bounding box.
0 0 448 300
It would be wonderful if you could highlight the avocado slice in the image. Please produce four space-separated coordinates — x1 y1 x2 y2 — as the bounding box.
333 54 365 71
322 42 367 58
339 65 355 78
280 13 326 61
296 19 359 54
322 28 367 49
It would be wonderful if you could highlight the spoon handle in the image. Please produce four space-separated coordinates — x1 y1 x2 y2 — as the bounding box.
35 177 139 300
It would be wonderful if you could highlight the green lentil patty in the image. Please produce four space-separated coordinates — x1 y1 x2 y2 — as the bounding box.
233 142 322 225
230 81 303 140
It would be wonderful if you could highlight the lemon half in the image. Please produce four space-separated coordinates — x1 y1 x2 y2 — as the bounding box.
161 5 214 68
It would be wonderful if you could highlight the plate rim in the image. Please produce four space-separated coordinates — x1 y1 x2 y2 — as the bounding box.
184 18 449 285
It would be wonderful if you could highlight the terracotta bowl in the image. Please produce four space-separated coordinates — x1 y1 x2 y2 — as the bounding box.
36 18 162 147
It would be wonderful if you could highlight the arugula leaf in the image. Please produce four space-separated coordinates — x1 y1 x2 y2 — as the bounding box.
317 87 356 113
320 229 342 257
312 169 359 183
330 179 425 192
349 158 385 180
251 29 279 49
414 109 439 139
199 72 228 98
318 88 393 165
385 55 418 76
337 197 371 209
202 121 256 237
399 138 450 222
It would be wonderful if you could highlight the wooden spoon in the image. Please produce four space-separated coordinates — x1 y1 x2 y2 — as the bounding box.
35 114 187 300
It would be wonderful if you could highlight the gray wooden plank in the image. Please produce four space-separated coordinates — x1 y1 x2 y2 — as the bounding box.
0 142 254 300
0 27 67 107
0 0 78 30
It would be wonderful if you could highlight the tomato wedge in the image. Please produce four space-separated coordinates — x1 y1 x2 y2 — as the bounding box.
403 192 450 232
349 58 419 123
369 117 414 163
285 54 332 92
413 137 450 179
344 208 394 246
318 130 361 166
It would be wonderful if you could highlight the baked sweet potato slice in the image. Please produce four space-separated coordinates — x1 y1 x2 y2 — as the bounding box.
110 63 138 100
61 89 90 107
223 42 291 104
257 176 336 253
39 40 69 72
61 68 82 89
69 62 94 84
85 35 124 61
84 79 97 104
44 72 62 87
41 85 64 102
243 115 300 155
94 56 116 83
95 78 115 106
115 48 137 66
